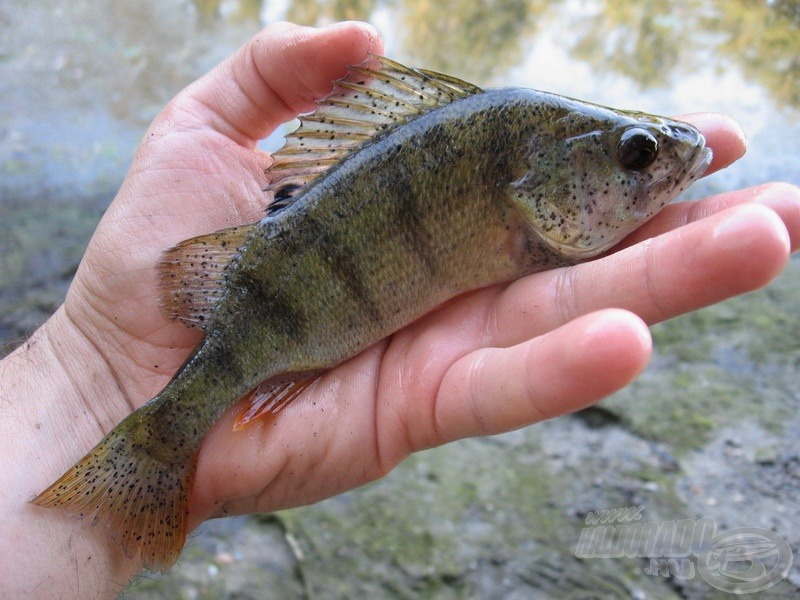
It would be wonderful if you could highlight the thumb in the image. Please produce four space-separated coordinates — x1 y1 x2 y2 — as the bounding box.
159 21 383 146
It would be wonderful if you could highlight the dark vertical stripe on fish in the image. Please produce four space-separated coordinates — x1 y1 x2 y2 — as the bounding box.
390 175 441 275
310 213 385 324
247 277 308 342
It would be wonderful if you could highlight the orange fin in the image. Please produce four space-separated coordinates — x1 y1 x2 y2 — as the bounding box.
234 373 322 431
31 413 196 573
158 223 256 329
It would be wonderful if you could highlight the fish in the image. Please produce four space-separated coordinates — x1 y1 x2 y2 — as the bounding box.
32 54 712 572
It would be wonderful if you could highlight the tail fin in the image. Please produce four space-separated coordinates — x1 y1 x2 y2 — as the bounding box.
31 417 197 573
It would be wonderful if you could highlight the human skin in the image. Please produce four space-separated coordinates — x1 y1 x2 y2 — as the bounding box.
1 21 799 599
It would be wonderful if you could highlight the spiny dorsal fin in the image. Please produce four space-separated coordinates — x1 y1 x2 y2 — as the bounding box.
265 54 482 193
158 223 255 329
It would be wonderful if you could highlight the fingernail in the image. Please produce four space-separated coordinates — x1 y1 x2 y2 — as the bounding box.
713 205 790 255
751 182 800 251
752 182 800 207
712 205 757 240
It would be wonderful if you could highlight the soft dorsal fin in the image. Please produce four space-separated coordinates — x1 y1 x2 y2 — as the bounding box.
158 223 256 329
265 54 482 194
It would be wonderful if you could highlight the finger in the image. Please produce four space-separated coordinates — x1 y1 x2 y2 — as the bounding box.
677 112 746 175
486 202 791 348
619 182 800 252
160 21 383 145
433 309 651 444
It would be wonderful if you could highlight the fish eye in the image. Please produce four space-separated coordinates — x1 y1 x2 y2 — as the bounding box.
617 128 659 171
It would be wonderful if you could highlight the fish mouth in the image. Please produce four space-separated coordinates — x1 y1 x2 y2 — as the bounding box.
688 145 713 181
681 128 712 184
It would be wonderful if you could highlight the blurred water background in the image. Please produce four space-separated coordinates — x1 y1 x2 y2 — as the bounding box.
1 1 799 598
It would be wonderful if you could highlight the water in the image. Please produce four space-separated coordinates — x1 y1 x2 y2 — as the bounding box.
1 1 799 598
1 0 797 202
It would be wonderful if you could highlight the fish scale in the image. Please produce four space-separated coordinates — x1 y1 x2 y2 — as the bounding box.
32 54 711 572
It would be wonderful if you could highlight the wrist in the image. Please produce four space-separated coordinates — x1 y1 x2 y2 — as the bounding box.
0 308 141 598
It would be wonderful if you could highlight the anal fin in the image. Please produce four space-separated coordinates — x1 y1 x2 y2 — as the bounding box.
234 373 322 431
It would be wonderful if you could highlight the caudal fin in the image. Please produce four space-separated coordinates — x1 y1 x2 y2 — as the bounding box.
31 418 196 573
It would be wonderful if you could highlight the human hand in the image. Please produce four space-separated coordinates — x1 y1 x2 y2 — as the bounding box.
3 21 385 596
40 21 800 524
4 20 799 596
191 163 799 522
129 28 796 525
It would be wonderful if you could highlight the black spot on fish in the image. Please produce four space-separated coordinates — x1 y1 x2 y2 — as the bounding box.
389 174 440 276
266 184 302 217
252 278 308 341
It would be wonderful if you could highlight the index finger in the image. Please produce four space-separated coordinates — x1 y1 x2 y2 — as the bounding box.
482 200 792 350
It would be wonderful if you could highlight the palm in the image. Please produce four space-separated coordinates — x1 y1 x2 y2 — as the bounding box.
57 23 797 530
67 130 271 401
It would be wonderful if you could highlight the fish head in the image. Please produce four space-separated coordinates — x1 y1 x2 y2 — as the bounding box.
510 102 713 261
